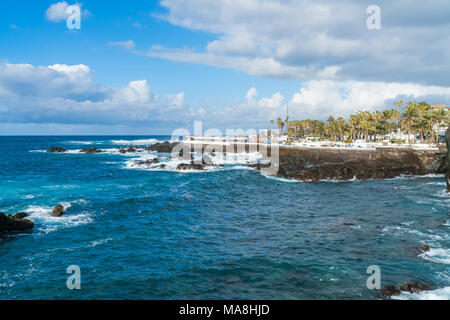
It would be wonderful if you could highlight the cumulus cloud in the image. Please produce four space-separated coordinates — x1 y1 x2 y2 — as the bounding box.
46 1 70 22
0 62 186 126
45 1 91 23
1 62 450 132
193 81 450 129
148 0 450 85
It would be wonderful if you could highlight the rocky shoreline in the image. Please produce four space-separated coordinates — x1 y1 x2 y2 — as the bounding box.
180 142 448 182
0 212 34 235
45 139 449 182
446 128 450 192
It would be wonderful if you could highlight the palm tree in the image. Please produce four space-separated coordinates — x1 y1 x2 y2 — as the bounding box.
276 118 285 135
400 105 419 144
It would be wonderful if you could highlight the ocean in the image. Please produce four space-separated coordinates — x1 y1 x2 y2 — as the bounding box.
0 136 448 300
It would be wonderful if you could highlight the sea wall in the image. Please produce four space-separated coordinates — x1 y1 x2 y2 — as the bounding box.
182 142 447 181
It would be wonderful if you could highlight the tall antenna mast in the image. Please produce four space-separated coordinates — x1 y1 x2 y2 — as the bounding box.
286 101 289 123
285 102 289 135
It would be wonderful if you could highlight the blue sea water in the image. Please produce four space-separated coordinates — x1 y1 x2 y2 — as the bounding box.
0 136 449 300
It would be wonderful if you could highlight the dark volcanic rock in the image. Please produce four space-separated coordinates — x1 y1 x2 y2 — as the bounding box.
136 158 159 166
420 244 430 252
12 212 28 220
399 281 432 294
146 142 179 153
381 280 432 298
0 212 34 235
160 164 166 169
446 127 450 192
176 163 205 171
46 147 67 153
381 285 401 298
79 147 102 154
275 146 447 181
52 205 64 217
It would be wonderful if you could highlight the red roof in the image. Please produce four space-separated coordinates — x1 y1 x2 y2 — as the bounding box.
431 104 450 110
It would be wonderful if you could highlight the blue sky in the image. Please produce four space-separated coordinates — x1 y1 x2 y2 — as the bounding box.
1 1 299 105
1 0 450 135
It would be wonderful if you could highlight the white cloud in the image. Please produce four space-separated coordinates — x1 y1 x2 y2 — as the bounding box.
0 62 186 126
45 2 91 23
1 62 450 131
108 40 136 50
146 46 339 79
46 1 70 22
196 80 450 128
149 0 450 85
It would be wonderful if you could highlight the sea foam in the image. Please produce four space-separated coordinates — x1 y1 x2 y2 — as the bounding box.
25 202 92 235
392 286 450 300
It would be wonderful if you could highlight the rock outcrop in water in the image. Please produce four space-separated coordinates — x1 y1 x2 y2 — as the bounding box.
446 127 450 192
47 147 67 153
51 204 64 217
118 147 138 154
135 158 159 166
176 163 205 171
146 141 179 153
79 147 102 154
0 212 34 235
381 280 432 298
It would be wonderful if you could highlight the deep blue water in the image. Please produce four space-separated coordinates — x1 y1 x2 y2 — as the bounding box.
0 136 449 300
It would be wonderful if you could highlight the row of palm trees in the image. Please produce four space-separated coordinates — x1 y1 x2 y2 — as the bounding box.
270 101 449 144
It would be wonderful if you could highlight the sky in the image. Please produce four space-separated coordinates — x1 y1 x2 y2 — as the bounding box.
1 0 450 135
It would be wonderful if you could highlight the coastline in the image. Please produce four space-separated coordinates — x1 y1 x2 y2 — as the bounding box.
182 141 448 182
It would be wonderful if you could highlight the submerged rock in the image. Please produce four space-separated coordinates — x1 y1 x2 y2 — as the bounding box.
46 147 67 153
52 205 64 217
79 147 102 154
381 280 432 298
420 244 430 252
0 212 34 235
176 163 205 171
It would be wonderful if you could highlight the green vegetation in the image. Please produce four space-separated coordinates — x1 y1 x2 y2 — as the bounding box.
271 101 449 144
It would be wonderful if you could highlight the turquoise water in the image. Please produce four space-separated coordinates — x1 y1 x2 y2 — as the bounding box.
0 136 449 300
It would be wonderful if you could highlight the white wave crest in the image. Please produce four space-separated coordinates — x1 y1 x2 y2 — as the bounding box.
123 151 266 173
262 175 301 183
393 286 450 300
419 248 450 264
25 204 92 235
111 139 158 145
